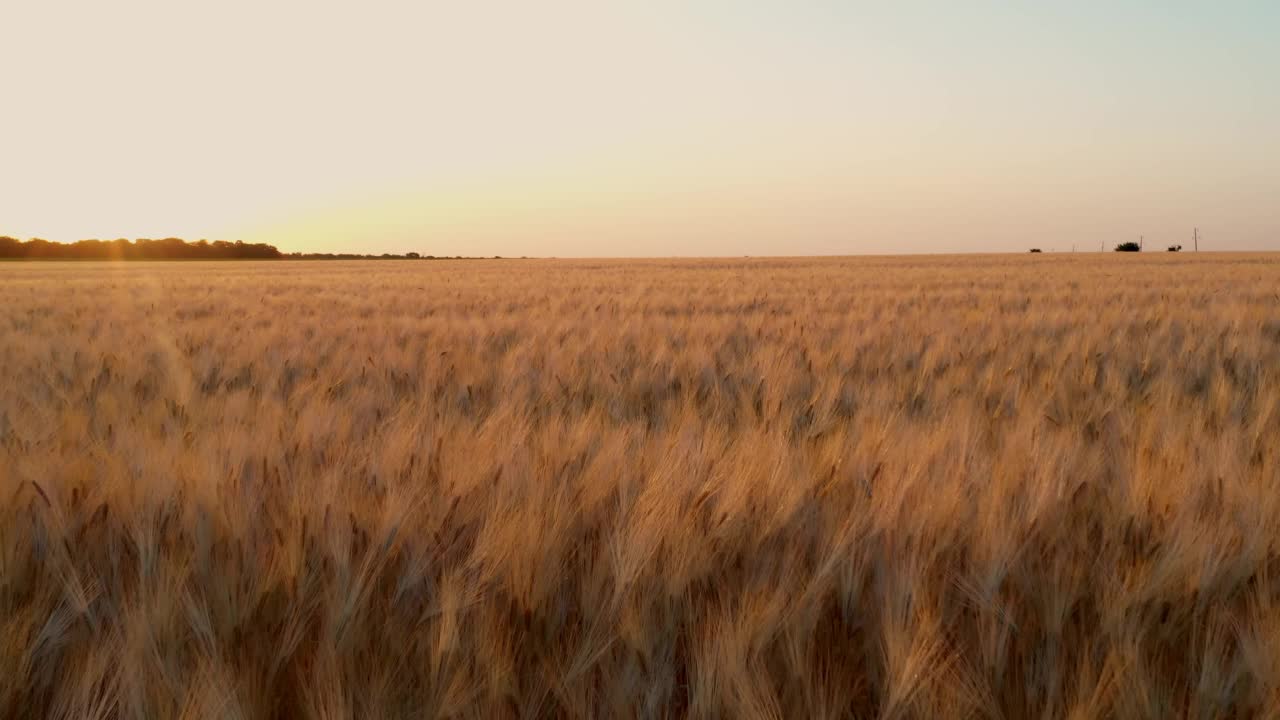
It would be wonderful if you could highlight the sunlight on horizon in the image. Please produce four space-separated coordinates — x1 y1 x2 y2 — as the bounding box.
3 1 1277 255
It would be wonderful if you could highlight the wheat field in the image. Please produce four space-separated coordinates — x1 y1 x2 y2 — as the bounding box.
2 254 1279 718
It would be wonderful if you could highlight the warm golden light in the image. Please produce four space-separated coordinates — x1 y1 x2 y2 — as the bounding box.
3 2 1277 255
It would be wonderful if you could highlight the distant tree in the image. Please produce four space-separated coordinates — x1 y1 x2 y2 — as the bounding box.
406 252 420 259
1167 245 1182 252
1029 248 1042 253
26 239 56 258
1114 242 1141 252
0 236 22 258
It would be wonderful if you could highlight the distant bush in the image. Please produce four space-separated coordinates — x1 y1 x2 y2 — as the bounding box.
1114 242 1141 252
1029 248 1042 253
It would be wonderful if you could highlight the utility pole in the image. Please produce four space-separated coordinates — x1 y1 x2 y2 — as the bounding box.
1139 235 1144 251
1194 227 1199 252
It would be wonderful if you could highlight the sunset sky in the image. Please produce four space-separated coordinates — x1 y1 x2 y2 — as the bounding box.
4 1 1277 256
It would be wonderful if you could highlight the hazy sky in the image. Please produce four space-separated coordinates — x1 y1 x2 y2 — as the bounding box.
3 1 1277 256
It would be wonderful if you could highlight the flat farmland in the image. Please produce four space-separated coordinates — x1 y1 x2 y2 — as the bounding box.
3 254 1280 718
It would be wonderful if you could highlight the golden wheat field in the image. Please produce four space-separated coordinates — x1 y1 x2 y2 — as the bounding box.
2 254 1280 719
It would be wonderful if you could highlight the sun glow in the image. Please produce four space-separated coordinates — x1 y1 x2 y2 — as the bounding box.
3 1 1277 255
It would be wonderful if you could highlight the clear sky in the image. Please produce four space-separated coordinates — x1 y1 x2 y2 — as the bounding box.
3 1 1277 256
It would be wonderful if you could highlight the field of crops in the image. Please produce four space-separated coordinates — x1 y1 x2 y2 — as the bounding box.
3 254 1279 718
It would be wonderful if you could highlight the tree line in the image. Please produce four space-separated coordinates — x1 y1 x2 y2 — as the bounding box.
0 237 283 260
0 237 494 260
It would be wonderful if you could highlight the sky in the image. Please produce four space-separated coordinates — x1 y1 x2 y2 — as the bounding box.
2 1 1277 256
